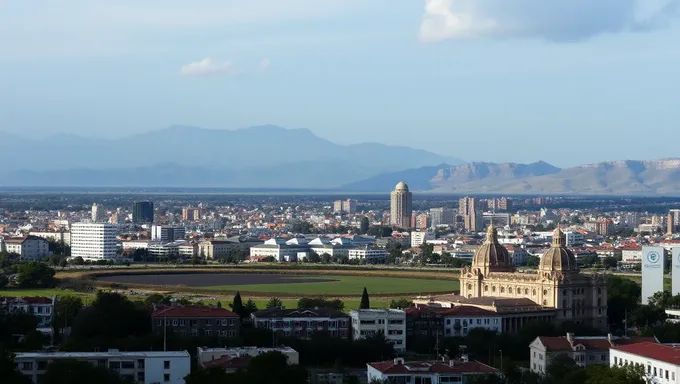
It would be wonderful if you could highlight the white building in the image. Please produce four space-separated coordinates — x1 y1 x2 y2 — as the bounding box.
410 231 434 248
14 350 190 384
151 225 186 242
308 237 352 259
610 342 680 383
249 238 310 262
70 223 118 261
564 231 585 246
28 231 71 246
442 306 502 337
347 247 389 262
2 296 55 336
350 309 406 351
91 203 102 223
0 236 51 260
367 357 497 384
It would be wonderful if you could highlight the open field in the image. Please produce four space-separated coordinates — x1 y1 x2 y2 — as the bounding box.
96 273 458 296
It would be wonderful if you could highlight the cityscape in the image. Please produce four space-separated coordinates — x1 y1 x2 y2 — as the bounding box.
3 1 680 383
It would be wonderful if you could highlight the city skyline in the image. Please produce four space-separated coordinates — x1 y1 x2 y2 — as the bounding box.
2 1 680 165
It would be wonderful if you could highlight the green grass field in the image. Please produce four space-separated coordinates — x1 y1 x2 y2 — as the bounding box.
200 275 458 295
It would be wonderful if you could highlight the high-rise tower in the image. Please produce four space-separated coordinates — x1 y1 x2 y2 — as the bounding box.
390 181 412 228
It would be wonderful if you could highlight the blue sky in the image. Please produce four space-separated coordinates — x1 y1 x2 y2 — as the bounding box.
1 0 679 167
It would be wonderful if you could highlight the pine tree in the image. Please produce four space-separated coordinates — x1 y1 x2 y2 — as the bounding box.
231 291 244 317
360 287 370 309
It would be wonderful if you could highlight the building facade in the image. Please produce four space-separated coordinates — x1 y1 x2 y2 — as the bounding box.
458 224 608 330
197 346 299 371
350 309 406 351
390 182 413 229
70 223 118 261
132 201 154 223
14 350 190 384
430 208 455 227
91 203 103 222
367 357 497 384
2 296 56 335
151 306 240 338
459 197 482 232
252 308 351 339
1 236 51 260
333 199 357 214
151 225 186 242
611 342 679 384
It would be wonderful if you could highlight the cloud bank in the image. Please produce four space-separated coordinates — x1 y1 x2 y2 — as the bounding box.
420 0 680 42
180 58 270 76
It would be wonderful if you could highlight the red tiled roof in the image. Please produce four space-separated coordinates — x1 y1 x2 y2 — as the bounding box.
152 306 239 318
613 342 680 365
6 296 54 304
368 360 497 375
407 305 498 317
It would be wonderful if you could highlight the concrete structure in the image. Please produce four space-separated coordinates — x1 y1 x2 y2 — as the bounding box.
390 182 413 229
2 296 56 336
70 223 118 261
459 197 482 232
405 305 502 338
197 346 299 371
181 206 202 221
152 306 240 338
132 201 154 223
28 231 71 246
14 350 190 384
151 225 186 242
458 224 608 330
530 333 656 375
249 238 310 262
482 212 511 227
610 342 680 383
367 357 497 384
199 239 239 259
347 247 389 262
91 203 103 223
411 231 434 248
350 309 406 351
333 199 357 214
0 236 51 260
669 209 680 235
430 207 455 227
252 307 350 339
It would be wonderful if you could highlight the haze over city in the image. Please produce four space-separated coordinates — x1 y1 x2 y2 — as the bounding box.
2 1 680 165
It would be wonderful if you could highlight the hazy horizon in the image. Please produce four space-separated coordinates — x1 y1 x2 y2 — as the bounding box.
2 1 680 166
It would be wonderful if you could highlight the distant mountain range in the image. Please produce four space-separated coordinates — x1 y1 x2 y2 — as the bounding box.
0 125 462 189
343 159 680 196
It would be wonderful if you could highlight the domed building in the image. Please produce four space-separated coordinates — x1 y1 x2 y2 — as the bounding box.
419 225 608 331
390 181 412 228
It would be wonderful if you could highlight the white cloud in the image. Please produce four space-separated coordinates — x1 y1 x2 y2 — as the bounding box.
179 58 271 77
419 0 680 42
180 58 234 76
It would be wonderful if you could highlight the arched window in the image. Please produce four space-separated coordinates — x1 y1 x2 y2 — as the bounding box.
543 289 548 296
543 300 547 305
492 286 497 292
525 288 529 295
484 285 489 292
467 284 472 291
597 287 602 294
532 289 536 296
508 287 513 294
597 298 602 306
501 287 506 293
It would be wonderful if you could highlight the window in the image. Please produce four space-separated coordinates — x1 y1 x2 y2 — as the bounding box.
157 319 162 326
137 372 145 382
205 330 212 336
121 361 135 369
191 329 198 336
228 330 236 337
22 362 33 370
179 319 186 326
164 373 171 382
172 319 178 326
164 360 171 370
109 362 121 370
137 359 145 369
37 361 48 370
205 319 212 326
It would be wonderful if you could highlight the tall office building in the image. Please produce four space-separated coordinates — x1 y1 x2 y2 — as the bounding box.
668 209 680 235
459 196 482 232
132 201 154 223
430 208 455 227
151 225 186 242
182 206 202 221
71 223 118 261
390 182 412 228
333 199 357 214
91 203 102 223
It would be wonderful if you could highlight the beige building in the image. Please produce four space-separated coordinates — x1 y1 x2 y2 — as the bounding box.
459 197 482 232
198 240 236 259
390 182 412 228
458 224 608 330
411 224 609 332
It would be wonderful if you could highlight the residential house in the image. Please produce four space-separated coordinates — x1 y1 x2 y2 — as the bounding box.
151 306 240 339
251 307 350 339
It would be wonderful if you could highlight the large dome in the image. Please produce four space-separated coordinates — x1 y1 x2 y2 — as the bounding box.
472 222 513 275
395 181 409 191
539 227 578 272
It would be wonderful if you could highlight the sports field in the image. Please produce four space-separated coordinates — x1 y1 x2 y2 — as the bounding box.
97 273 458 295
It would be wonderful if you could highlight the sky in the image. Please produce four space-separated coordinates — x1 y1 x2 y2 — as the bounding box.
1 0 680 167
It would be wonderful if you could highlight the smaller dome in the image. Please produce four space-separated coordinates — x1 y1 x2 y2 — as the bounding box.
539 227 577 272
395 181 409 191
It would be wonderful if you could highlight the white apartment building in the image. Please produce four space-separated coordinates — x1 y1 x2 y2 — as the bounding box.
442 306 502 337
564 231 585 246
410 231 434 248
14 350 190 384
249 238 310 262
367 357 497 384
350 309 406 351
347 248 389 262
2 296 55 335
611 342 679 383
70 223 118 261
0 236 51 260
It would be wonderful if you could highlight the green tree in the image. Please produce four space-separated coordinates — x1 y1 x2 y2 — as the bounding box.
231 291 244 318
360 217 370 234
306 252 321 263
389 298 413 309
297 297 344 311
40 359 133 384
320 253 332 264
53 296 83 341
607 275 642 329
144 293 171 307
244 299 259 317
0 349 32 384
184 367 230 384
266 297 283 309
467 374 504 384
526 255 540 268
16 261 56 288
584 364 645 384
228 351 308 384
0 274 8 288
360 287 370 309
602 256 618 269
